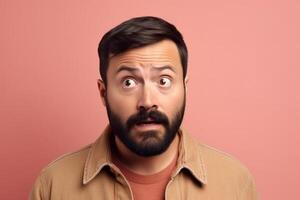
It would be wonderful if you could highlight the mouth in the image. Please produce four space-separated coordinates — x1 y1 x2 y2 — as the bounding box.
134 119 162 131
136 119 161 125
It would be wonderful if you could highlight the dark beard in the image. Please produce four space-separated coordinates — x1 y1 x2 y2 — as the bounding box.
105 94 186 157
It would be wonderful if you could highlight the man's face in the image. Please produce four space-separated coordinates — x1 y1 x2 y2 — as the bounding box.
100 39 187 157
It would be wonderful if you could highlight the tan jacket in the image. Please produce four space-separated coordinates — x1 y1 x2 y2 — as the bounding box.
29 125 258 200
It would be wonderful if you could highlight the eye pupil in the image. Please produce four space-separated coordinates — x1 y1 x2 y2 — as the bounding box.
159 77 171 88
123 79 136 88
125 80 131 86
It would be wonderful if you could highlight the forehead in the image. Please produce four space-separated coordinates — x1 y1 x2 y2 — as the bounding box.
107 39 182 75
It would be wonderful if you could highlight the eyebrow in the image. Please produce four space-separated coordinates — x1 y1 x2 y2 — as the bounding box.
116 65 176 74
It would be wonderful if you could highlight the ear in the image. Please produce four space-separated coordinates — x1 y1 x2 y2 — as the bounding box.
97 79 107 107
184 75 189 92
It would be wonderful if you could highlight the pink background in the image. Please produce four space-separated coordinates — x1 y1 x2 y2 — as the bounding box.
1 0 299 199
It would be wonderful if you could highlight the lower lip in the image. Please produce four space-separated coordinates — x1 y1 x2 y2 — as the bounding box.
134 123 162 131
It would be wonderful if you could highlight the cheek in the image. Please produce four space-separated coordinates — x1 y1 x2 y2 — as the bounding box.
106 86 137 120
159 85 185 118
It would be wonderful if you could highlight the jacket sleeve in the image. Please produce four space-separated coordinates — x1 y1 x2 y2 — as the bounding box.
239 173 259 200
29 173 46 200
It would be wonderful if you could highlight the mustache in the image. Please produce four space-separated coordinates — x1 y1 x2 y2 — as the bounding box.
127 108 169 130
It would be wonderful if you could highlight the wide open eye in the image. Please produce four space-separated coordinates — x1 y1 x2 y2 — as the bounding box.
159 77 172 88
122 78 137 89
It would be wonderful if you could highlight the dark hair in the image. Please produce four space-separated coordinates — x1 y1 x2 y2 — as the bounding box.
98 16 188 84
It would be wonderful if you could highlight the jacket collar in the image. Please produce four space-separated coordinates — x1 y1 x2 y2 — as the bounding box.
83 125 207 185
176 126 207 184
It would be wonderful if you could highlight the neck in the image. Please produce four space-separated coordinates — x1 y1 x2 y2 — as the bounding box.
113 133 179 175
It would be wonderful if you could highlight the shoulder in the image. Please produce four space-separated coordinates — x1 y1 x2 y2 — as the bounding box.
30 144 93 199
180 129 258 199
198 142 253 178
45 144 91 172
182 128 252 179
199 143 247 168
37 144 92 183
197 142 257 195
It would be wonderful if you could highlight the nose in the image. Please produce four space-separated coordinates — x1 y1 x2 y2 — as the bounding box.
137 84 157 111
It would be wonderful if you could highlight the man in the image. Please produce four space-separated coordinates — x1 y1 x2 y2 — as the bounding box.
30 16 258 200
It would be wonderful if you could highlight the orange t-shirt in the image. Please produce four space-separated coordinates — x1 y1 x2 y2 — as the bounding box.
112 156 177 200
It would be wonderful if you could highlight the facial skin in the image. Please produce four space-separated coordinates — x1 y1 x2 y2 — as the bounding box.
98 39 188 157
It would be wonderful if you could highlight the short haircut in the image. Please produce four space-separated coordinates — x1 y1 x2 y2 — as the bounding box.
98 16 188 85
